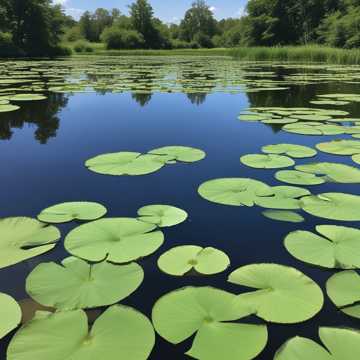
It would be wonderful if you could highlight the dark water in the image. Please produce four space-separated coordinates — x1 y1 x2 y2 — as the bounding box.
0 57 359 359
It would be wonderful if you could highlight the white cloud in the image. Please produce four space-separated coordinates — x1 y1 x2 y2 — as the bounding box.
209 6 217 13
53 0 68 5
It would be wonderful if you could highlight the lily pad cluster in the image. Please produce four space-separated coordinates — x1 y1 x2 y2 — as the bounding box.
85 146 206 176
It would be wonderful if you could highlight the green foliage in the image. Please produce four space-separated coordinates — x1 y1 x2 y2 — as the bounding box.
0 32 22 57
101 27 145 49
73 40 94 53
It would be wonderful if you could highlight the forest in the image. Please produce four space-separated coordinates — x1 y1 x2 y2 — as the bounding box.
1 0 360 57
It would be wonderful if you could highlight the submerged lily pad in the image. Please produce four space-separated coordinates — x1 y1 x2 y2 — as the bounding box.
274 327 360 360
295 162 360 184
26 257 144 310
240 154 295 169
158 246 230 276
285 225 360 269
198 178 273 207
37 202 107 223
9 94 47 101
275 170 325 186
228 263 323 323
327 271 360 319
262 143 317 158
152 287 267 360
7 305 155 360
137 205 187 227
85 152 170 176
149 146 206 163
262 210 304 223
0 293 22 339
0 217 60 269
316 140 360 155
300 193 360 221
65 218 164 263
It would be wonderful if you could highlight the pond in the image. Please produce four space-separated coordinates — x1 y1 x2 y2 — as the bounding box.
0 56 359 359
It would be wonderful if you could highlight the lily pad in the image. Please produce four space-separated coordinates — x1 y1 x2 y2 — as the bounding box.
285 225 360 269
353 154 360 165
0 104 20 112
158 246 230 276
0 217 60 269
275 170 325 186
316 140 360 155
85 152 171 176
0 293 22 339
300 193 360 221
262 144 317 158
262 210 304 223
274 327 360 360
152 286 268 360
26 257 144 310
326 271 360 319
37 202 107 223
228 263 323 323
295 162 360 184
240 154 295 169
9 94 47 101
137 204 187 227
64 218 164 263
149 146 206 163
7 305 155 360
198 178 273 207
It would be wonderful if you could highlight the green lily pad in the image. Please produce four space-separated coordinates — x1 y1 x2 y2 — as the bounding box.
326 271 360 319
7 305 155 360
198 178 273 207
275 170 325 185
285 225 360 269
137 204 187 227
85 152 172 176
310 100 349 106
300 193 360 221
228 263 323 323
255 186 311 210
238 113 269 122
262 144 317 158
262 210 304 223
316 140 360 155
353 154 360 165
240 154 295 169
37 202 107 223
65 218 164 263
0 104 20 112
148 146 206 163
290 114 332 121
0 293 22 339
9 94 47 101
283 123 345 136
0 217 60 269
26 257 144 310
158 246 230 276
274 327 360 360
262 118 298 124
152 287 267 360
295 162 360 184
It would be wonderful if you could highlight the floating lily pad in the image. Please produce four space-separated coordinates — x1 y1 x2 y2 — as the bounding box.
275 170 325 186
295 162 360 183
238 113 269 121
262 144 317 158
7 305 155 360
300 193 360 221
158 246 230 276
283 123 345 136
0 104 20 112
291 114 332 121
240 154 295 169
255 186 311 210
0 293 22 340
85 152 170 176
198 178 273 207
274 327 360 360
285 225 360 269
0 217 60 269
137 205 187 227
26 257 144 310
327 271 360 319
353 154 360 165
149 146 206 163
65 218 164 263
262 210 304 223
152 287 267 360
9 94 47 101
228 263 323 323
37 202 107 224
316 140 360 155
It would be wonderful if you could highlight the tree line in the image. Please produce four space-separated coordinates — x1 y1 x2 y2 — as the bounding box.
1 0 360 57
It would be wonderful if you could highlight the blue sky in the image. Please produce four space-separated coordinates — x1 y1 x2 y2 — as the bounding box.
54 0 248 22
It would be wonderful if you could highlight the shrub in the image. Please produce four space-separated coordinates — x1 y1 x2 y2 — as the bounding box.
64 26 83 42
193 32 214 48
101 27 144 49
0 32 23 57
170 39 192 49
73 40 94 53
